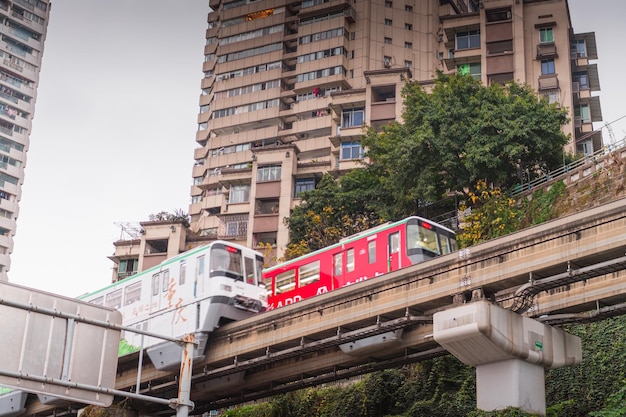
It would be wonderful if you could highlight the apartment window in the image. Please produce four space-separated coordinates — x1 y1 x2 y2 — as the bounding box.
255 199 279 215
456 30 480 50
229 184 250 204
341 141 363 160
571 39 587 58
489 72 513 85
384 37 392 44
385 1 392 7
458 62 481 80
404 60 412 68
226 220 247 237
257 165 281 182
342 107 365 128
404 42 412 49
575 104 591 123
541 59 555 75
384 56 392 67
385 19 392 26
118 259 138 278
573 73 589 89
539 27 554 44
542 90 559 105
405 23 413 30
294 178 316 197
485 8 511 22
296 66 345 82
405 5 413 11
299 27 345 45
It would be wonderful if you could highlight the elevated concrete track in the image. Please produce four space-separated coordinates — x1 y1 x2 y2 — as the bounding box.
24 197 626 415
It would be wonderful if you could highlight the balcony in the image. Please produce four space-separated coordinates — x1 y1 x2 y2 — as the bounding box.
484 21 512 43
370 100 395 122
536 43 557 59
252 214 279 233
538 74 559 91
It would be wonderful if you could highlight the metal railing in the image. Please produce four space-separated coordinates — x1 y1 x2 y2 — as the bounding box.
510 136 626 197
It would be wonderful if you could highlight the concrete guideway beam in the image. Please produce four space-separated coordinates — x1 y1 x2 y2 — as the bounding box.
433 301 581 415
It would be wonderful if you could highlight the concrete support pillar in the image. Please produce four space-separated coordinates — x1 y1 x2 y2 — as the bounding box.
433 301 581 416
476 358 545 414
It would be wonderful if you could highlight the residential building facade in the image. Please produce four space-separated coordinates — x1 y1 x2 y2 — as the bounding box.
0 0 50 280
187 0 602 262
93 0 599 277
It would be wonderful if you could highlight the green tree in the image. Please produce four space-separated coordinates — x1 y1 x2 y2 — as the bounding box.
361 72 569 207
284 173 387 259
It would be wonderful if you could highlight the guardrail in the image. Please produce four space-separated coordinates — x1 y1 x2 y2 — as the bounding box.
511 137 626 197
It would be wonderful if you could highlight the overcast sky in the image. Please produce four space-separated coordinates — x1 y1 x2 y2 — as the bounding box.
8 1 626 297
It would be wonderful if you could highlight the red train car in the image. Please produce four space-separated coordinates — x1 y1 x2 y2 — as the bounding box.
262 216 457 310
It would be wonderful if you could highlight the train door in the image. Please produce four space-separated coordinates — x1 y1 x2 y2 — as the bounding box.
150 270 169 313
332 252 343 289
244 256 256 285
387 232 401 272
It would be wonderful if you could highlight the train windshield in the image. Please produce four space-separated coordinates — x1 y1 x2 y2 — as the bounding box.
209 243 244 281
406 219 441 255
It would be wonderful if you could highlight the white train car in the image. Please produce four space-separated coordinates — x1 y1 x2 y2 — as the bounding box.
81 240 267 369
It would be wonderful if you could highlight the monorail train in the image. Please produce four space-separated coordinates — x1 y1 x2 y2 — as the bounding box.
262 216 457 310
80 240 267 368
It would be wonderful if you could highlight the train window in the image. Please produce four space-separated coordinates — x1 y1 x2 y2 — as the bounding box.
245 257 255 284
197 255 205 280
333 253 342 276
180 261 186 285
346 249 355 272
407 224 419 250
210 246 244 281
152 273 160 296
256 256 264 285
419 226 439 254
90 296 104 306
162 270 170 292
105 289 122 309
389 232 400 254
368 240 376 264
299 260 320 287
275 269 296 294
124 282 142 305
438 234 452 255
261 273 274 296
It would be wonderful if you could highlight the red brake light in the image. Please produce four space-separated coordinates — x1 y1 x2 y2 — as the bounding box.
226 246 238 253
421 221 432 230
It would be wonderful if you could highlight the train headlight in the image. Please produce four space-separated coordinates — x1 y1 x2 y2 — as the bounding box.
220 284 233 292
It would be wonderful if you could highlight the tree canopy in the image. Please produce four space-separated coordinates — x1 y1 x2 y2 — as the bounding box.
361 72 569 209
283 172 388 259
285 73 570 256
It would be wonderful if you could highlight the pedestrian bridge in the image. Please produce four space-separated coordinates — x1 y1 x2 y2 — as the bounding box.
24 197 626 416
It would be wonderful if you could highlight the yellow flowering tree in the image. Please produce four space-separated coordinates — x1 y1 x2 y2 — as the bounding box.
457 180 518 247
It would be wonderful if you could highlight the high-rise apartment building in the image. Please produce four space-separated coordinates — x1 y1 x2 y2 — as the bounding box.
188 0 602 261
0 0 50 280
